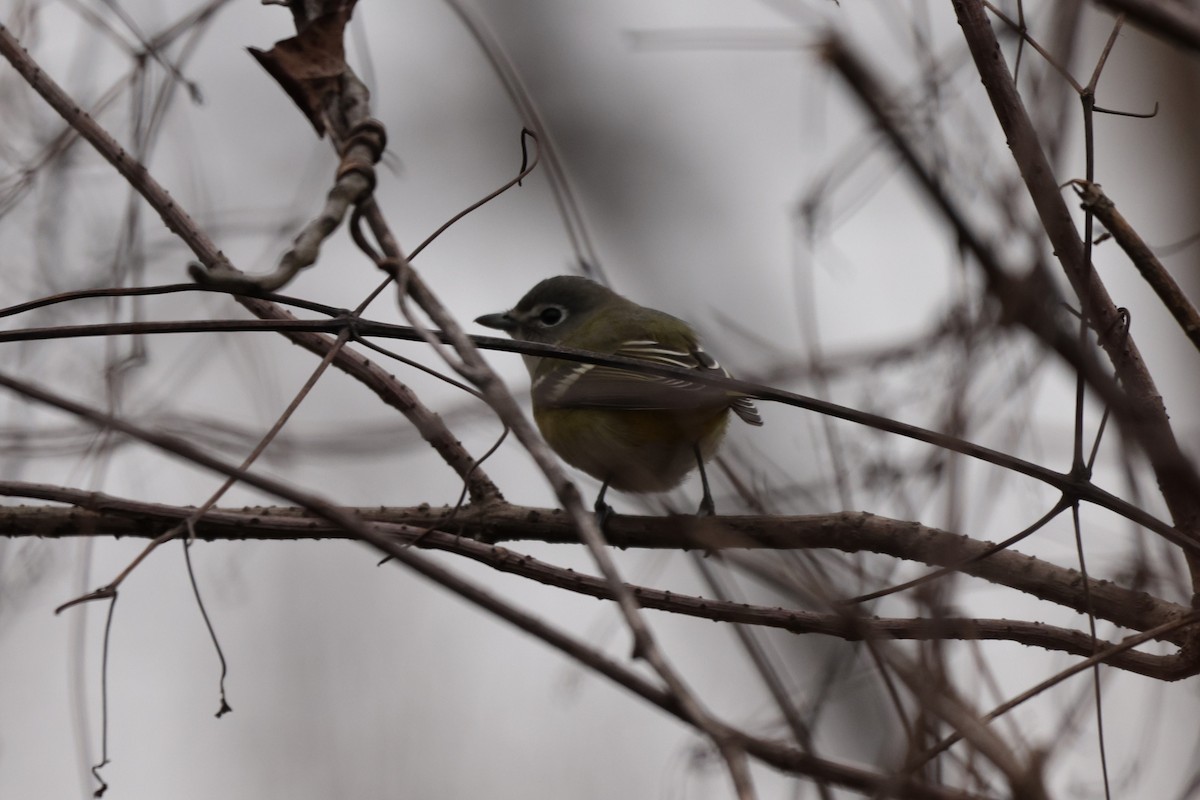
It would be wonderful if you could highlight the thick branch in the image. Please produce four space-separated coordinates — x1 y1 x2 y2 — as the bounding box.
2 484 1190 653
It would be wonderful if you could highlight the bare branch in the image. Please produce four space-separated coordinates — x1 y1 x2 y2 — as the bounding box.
1072 179 1200 354
3 484 1191 661
0 310 1189 555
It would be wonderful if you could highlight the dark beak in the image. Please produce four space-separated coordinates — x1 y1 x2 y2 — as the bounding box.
474 312 517 332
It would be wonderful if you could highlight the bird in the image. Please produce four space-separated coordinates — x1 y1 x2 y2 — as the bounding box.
475 275 762 521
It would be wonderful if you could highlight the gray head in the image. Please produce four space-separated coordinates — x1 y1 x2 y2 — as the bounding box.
475 275 620 344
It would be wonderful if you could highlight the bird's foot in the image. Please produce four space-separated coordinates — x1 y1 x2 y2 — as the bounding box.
594 498 615 531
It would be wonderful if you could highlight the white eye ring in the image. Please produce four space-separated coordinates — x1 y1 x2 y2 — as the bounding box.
536 305 567 327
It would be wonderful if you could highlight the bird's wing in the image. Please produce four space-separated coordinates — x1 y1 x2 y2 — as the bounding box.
534 338 764 426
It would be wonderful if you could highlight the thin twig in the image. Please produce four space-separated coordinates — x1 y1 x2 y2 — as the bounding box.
1072 179 1200 354
0 18 501 503
4 486 1193 663
911 609 1200 767
0 312 1190 553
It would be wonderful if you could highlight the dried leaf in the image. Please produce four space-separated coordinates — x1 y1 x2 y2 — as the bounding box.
248 3 358 136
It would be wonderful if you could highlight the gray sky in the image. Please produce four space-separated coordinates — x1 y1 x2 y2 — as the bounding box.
2 1 1199 798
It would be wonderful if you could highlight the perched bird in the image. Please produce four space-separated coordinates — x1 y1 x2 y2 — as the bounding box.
475 275 762 519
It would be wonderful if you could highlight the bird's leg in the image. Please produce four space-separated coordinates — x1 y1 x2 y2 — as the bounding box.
594 480 613 530
694 445 715 516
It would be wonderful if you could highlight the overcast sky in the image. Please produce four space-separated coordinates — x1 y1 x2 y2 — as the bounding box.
2 2 1199 798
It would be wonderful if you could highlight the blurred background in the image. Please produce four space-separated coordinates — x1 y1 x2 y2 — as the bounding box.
1 1 1198 797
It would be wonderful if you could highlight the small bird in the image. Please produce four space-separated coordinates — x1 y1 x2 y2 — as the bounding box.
475 275 762 520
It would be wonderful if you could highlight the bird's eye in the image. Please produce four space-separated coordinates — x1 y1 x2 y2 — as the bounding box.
537 306 566 326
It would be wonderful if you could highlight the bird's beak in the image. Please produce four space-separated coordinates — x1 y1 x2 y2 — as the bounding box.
474 311 518 332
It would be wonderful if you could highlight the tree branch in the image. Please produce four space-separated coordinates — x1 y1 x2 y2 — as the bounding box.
1072 179 1200 354
0 19 501 504
949 0 1200 595
3 483 1192 667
